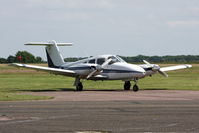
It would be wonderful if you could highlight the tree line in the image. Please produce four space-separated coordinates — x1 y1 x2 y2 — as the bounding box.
119 55 199 63
64 55 199 64
0 51 44 64
1 51 199 64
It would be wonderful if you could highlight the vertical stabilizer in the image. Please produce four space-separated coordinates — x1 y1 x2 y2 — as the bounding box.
25 40 73 68
45 41 65 68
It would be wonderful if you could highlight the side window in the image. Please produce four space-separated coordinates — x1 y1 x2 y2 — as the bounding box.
97 58 105 65
88 59 95 64
108 60 114 65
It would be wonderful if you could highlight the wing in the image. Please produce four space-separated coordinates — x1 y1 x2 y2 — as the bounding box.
10 63 76 77
160 64 192 72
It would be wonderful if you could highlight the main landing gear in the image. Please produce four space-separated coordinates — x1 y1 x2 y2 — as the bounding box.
124 79 139 92
74 77 83 91
124 81 131 90
76 82 83 91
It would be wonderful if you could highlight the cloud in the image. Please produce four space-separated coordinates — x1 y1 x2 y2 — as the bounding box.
167 20 199 27
0 0 115 22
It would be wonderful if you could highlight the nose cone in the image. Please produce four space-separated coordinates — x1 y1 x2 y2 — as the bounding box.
130 64 146 77
120 63 146 77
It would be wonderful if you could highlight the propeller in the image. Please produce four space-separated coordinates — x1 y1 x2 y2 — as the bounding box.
87 59 112 79
143 60 153 67
158 70 168 77
143 60 168 77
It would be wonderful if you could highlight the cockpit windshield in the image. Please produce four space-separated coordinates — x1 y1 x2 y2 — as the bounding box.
116 56 126 63
108 56 117 65
108 56 125 65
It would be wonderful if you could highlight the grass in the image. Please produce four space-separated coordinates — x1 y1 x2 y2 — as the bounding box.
0 64 198 101
0 92 53 101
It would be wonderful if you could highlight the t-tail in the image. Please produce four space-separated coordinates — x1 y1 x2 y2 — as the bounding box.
25 40 72 68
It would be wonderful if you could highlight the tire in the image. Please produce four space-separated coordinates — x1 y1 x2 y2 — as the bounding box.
76 82 83 91
133 84 139 92
124 81 131 90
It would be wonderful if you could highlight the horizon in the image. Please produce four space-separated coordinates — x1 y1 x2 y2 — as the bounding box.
1 51 199 60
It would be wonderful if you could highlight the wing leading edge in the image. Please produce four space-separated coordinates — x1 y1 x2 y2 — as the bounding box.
10 63 76 77
160 64 192 72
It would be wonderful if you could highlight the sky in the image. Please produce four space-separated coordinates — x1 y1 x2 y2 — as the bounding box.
0 0 199 59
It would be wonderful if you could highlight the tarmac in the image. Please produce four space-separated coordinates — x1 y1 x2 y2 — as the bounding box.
0 90 199 133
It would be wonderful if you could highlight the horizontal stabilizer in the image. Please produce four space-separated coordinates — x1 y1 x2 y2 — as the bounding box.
25 42 73 46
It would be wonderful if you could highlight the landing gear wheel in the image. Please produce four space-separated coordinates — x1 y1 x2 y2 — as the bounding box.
133 84 139 92
76 82 83 91
124 81 131 90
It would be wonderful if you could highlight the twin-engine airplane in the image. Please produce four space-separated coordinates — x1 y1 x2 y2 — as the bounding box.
11 40 192 91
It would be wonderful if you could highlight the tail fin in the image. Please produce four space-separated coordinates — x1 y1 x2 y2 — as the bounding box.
25 40 72 68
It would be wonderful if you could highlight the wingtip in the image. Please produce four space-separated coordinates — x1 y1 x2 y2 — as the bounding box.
185 64 192 68
8 63 25 67
8 63 17 66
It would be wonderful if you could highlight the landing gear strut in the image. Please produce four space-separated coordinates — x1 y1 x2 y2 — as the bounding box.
124 81 131 90
74 77 83 91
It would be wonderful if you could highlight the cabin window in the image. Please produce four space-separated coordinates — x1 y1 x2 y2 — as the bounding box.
97 58 105 65
88 59 95 64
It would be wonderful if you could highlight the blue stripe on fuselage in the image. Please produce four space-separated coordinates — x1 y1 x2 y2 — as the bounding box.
67 67 92 70
102 69 142 73
66 67 142 73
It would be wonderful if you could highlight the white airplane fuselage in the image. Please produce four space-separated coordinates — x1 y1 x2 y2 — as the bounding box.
60 55 146 80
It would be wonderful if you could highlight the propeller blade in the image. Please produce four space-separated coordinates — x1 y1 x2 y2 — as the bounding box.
143 60 154 68
87 58 112 79
143 60 150 65
87 70 98 79
102 58 112 68
158 70 168 77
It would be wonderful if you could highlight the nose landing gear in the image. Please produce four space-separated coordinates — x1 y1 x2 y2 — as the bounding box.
133 84 139 92
133 79 139 92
